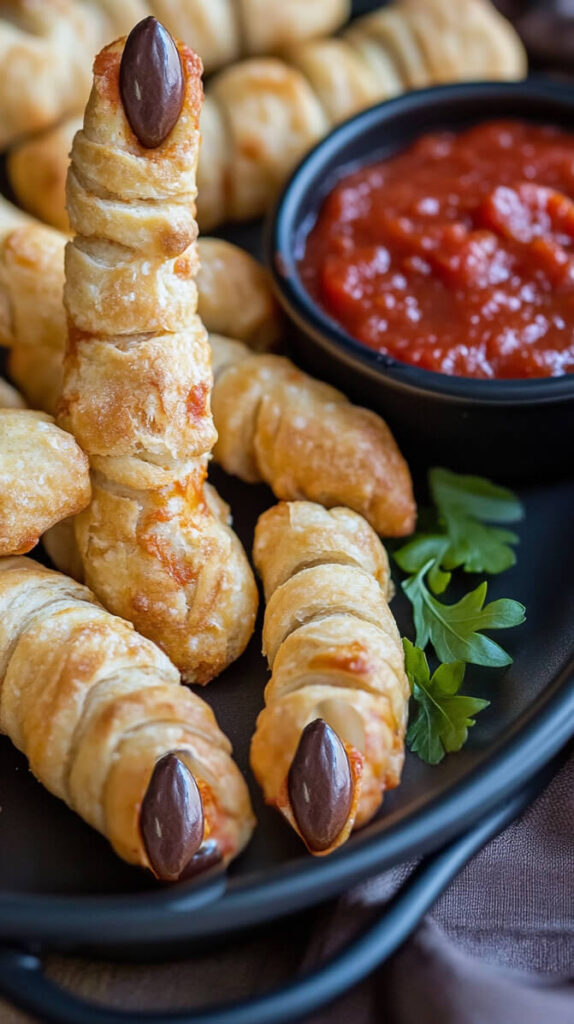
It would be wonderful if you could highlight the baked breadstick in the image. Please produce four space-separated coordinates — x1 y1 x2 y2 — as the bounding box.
6 0 526 232
58 19 258 683
0 228 415 537
7 117 82 233
0 410 90 555
0 197 280 413
42 516 85 582
0 199 67 413
0 557 255 878
146 0 350 70
0 0 349 149
0 377 24 409
198 0 526 228
211 335 415 537
250 501 409 854
0 0 99 147
196 239 281 351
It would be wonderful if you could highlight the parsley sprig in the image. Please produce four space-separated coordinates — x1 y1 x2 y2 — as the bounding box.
403 565 525 668
403 640 490 766
395 468 524 593
394 469 526 765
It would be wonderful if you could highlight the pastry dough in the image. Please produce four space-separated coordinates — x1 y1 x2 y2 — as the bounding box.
0 199 67 414
58 28 258 683
0 556 255 875
6 0 526 231
42 516 85 581
0 220 416 537
0 0 349 149
250 501 409 853
0 410 90 555
0 0 99 147
194 0 525 227
7 117 81 233
0 377 25 409
211 334 416 537
196 238 281 351
0 198 280 413
0 223 416 536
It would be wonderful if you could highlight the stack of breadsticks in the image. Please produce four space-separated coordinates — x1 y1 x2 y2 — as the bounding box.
0 406 254 884
0 0 349 147
0 195 280 410
0 18 262 883
5 0 526 231
0 206 415 538
0 13 420 876
0 555 255 879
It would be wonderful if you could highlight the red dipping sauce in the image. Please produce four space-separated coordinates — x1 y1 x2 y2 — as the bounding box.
300 121 574 378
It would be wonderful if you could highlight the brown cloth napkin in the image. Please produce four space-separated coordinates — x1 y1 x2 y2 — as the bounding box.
301 753 574 1022
2 755 572 1024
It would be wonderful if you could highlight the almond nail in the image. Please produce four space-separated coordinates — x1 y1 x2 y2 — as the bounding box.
140 753 204 881
179 839 223 881
288 718 353 852
119 17 184 149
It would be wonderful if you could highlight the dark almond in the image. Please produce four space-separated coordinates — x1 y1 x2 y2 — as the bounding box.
288 719 353 852
140 753 204 881
179 839 223 881
119 17 184 149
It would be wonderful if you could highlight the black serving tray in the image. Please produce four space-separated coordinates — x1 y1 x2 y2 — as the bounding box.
0 462 572 952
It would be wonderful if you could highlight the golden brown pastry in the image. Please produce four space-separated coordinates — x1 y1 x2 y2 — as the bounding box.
0 409 90 555
0 377 25 409
250 501 409 854
0 556 255 878
0 0 349 149
0 221 415 538
6 0 526 232
0 197 280 413
196 238 281 351
58 20 258 684
42 516 85 581
400 0 527 82
195 0 526 228
0 0 98 147
0 198 68 413
0 220 415 537
7 117 81 233
211 334 415 537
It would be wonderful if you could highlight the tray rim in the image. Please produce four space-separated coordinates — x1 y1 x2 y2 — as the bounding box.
0 652 571 953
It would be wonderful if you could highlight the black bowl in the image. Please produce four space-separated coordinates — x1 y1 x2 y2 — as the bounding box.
267 81 574 483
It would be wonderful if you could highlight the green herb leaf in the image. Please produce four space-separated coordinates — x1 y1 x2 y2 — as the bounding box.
403 639 490 765
402 565 526 667
394 470 524 590
393 534 453 593
429 468 524 524
430 468 524 576
393 534 450 574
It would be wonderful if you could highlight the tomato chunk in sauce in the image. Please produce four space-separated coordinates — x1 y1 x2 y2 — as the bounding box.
300 121 574 378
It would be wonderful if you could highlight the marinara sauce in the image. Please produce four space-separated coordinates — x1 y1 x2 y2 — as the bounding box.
300 121 574 378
